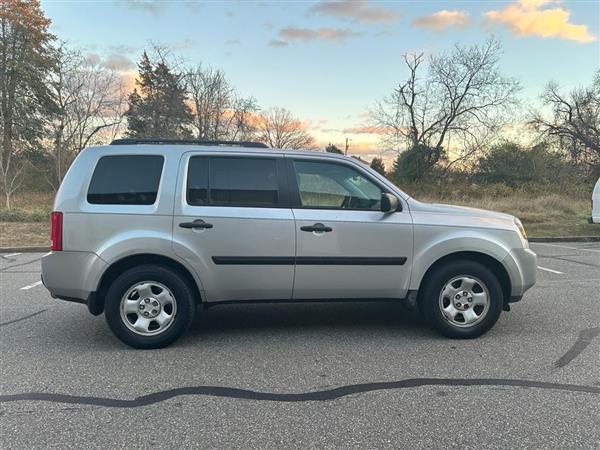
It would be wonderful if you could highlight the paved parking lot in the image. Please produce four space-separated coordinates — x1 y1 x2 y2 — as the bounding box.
1 242 599 448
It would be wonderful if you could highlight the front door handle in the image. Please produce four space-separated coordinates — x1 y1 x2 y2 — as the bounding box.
300 223 332 233
179 219 213 230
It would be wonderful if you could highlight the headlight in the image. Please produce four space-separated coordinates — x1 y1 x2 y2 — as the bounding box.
515 217 527 241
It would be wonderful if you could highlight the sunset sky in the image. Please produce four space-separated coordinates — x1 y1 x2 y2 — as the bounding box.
42 0 599 159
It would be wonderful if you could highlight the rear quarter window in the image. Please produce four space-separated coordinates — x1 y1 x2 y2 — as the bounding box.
87 155 164 205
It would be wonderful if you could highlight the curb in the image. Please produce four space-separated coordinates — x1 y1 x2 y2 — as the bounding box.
0 246 50 253
528 236 600 242
1 236 599 253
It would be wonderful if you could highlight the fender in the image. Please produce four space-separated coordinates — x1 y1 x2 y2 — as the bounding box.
409 229 515 292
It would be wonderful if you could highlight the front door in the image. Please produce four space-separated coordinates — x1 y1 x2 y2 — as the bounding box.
173 153 295 302
289 157 413 299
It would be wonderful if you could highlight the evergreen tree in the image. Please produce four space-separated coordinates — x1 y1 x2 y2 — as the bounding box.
370 157 386 176
325 143 343 154
126 51 192 138
0 0 55 208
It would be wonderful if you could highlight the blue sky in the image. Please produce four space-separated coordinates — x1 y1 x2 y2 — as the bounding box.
42 0 599 156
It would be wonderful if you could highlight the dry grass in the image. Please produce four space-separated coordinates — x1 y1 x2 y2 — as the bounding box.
0 222 49 247
0 186 598 248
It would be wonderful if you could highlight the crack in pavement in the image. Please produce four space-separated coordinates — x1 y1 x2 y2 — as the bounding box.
537 254 600 269
0 257 43 272
554 327 600 368
0 309 48 327
0 378 598 408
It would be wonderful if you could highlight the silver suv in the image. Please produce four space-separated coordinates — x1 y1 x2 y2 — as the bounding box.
41 139 537 348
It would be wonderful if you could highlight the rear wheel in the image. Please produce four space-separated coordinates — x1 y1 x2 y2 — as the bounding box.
420 260 503 339
105 264 195 349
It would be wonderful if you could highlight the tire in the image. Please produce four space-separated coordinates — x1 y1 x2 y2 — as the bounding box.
420 260 503 339
104 264 196 349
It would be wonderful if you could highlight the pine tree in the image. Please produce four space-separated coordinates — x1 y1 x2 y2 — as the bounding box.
370 157 386 176
325 143 343 154
125 52 192 138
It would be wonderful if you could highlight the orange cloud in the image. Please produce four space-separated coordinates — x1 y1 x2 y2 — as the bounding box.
485 0 597 43
309 0 399 23
412 10 469 32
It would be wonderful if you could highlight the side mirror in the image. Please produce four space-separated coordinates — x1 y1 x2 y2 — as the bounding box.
381 193 400 213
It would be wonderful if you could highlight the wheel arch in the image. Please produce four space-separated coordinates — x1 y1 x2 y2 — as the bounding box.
416 251 512 306
91 253 203 315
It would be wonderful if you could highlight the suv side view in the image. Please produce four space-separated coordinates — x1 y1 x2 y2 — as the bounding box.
41 139 537 348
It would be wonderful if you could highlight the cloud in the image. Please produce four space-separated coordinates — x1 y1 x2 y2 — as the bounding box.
309 0 399 23
104 53 136 71
268 39 289 48
225 38 241 45
121 0 163 15
278 26 361 43
412 10 469 32
485 0 597 43
343 125 388 135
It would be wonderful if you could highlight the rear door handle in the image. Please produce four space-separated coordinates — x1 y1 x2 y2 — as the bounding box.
300 223 332 233
179 219 213 229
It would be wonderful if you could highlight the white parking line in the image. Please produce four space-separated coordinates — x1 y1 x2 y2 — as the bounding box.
537 266 564 275
4 252 21 257
533 243 600 253
19 281 43 290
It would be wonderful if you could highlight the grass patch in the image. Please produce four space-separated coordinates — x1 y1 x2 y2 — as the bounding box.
0 191 53 223
0 222 50 247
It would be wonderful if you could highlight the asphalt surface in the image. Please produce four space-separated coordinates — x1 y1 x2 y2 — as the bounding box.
1 242 599 448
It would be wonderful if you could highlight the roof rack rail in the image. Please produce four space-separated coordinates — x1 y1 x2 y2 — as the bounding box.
110 138 269 148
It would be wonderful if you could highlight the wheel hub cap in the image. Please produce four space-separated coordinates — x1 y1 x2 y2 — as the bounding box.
119 281 177 336
439 275 490 328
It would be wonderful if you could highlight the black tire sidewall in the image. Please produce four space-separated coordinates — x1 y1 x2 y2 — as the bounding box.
421 260 503 339
105 264 195 349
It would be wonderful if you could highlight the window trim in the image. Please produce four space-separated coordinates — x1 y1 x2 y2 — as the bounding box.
86 154 165 206
286 157 398 212
185 155 292 209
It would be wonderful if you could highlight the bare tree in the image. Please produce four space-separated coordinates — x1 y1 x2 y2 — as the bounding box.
257 107 314 149
530 72 600 168
186 64 233 140
186 64 260 141
370 37 520 173
46 46 126 189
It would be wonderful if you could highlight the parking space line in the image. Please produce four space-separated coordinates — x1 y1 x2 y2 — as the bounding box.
4 252 21 257
19 281 43 290
533 243 600 253
537 266 564 274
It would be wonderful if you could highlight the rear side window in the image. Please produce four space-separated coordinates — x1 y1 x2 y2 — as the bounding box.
187 156 279 207
87 155 164 205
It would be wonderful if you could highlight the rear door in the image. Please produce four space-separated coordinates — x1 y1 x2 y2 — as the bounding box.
173 153 296 302
288 156 413 299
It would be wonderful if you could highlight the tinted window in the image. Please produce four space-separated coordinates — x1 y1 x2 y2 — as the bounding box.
293 160 382 210
187 157 279 206
87 155 164 205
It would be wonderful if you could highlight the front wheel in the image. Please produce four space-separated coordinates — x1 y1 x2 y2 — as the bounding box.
105 264 196 349
420 260 503 339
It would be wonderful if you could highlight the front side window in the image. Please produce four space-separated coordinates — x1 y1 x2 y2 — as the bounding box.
87 155 164 205
187 156 279 207
293 160 382 210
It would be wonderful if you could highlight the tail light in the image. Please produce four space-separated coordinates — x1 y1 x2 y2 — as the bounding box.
51 211 63 251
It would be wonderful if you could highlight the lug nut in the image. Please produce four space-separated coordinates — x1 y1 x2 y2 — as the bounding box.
143 311 149 317
455 294 461 300
463 292 468 296
456 302 462 308
139 304 144 310
152 301 158 307
145 298 150 303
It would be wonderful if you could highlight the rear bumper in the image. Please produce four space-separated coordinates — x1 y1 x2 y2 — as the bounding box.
503 247 537 302
41 251 107 306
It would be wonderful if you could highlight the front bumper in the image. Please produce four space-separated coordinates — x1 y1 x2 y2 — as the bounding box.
502 247 537 302
41 251 107 303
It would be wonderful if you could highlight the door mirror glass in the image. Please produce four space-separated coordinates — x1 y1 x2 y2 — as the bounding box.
380 193 399 213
